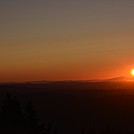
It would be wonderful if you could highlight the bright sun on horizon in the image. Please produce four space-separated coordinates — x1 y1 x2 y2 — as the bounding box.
131 69 134 76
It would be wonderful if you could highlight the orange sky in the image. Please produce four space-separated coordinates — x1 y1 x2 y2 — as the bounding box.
1 0 134 82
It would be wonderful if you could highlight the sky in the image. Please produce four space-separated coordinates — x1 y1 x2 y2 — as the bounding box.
1 0 134 82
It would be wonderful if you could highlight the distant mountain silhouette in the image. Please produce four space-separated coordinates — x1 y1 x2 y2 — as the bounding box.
101 76 134 82
1 76 134 85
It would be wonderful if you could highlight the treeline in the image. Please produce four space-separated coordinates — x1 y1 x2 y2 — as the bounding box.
0 92 134 134
0 92 52 134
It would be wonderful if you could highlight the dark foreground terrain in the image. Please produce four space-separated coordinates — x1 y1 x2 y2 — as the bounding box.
1 81 134 134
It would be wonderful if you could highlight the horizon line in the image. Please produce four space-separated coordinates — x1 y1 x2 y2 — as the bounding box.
0 76 134 84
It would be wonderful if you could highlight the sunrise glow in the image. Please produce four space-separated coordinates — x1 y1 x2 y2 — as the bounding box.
1 1 134 82
131 69 134 76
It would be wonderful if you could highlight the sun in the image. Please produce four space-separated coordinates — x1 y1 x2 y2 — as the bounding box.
131 69 134 76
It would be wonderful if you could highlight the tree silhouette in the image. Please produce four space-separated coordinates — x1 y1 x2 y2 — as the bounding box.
0 92 49 134
25 101 45 134
54 128 58 134
45 123 52 134
1 92 134 134
87 128 96 134
0 92 25 134
81 130 86 134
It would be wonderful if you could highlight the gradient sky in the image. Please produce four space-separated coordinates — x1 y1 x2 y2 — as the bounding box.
1 0 134 82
